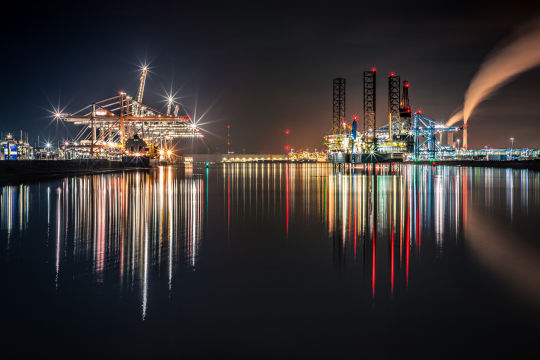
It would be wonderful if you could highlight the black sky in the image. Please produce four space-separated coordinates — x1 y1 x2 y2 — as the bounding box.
3 0 540 151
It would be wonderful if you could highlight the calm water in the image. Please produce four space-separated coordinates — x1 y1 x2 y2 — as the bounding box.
2 163 540 356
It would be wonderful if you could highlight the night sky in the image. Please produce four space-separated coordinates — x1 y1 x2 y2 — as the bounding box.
3 0 540 152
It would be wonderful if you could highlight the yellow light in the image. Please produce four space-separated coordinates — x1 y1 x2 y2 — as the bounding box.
159 149 164 155
166 150 172 156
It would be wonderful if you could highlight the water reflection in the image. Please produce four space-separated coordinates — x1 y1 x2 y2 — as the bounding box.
220 163 540 304
320 164 470 299
3 163 540 319
1 167 204 319
1 184 30 244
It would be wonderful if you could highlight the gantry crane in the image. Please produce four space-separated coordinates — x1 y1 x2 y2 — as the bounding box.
57 65 202 158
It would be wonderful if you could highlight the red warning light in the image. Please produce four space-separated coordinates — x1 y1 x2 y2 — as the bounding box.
405 82 409 88
285 129 290 135
417 109 423 114
284 145 291 151
227 142 231 146
353 115 358 121
227 124 230 129
372 67 376 72
390 72 395 77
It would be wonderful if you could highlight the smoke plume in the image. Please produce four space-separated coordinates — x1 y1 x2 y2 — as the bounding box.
447 18 540 127
446 109 463 127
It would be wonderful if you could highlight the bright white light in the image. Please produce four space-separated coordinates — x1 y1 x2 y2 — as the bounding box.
190 123 197 130
166 150 172 156
159 149 164 155
135 152 140 157
45 142 51 149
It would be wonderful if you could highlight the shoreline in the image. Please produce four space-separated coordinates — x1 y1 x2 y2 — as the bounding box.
406 159 540 170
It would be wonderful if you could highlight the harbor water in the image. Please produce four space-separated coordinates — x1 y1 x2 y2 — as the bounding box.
1 163 540 356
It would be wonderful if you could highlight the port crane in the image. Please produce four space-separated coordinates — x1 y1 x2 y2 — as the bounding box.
57 66 202 158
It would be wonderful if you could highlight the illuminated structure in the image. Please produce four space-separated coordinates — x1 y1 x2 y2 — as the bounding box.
399 80 412 130
388 73 400 139
332 78 346 135
363 69 376 142
57 66 203 159
326 78 349 163
325 69 460 163
1 132 34 160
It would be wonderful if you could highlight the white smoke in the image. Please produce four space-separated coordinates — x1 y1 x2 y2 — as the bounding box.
447 17 540 127
446 109 463 127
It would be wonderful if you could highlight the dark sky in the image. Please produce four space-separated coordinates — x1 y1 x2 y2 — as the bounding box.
3 0 540 152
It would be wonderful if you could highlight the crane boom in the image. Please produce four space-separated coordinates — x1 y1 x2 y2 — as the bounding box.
136 66 148 115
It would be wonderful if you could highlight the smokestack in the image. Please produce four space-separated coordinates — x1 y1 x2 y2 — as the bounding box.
463 123 469 149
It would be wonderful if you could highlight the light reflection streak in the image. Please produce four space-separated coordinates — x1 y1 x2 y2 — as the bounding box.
0 167 205 320
55 187 61 288
1 185 30 247
321 164 470 298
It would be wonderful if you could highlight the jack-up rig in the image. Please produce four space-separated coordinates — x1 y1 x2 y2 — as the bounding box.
325 69 460 163
56 65 203 160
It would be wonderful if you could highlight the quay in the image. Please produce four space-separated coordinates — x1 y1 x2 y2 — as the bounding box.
409 159 540 170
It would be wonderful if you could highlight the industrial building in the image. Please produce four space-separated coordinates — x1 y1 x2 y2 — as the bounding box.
1 132 34 160
325 69 460 163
